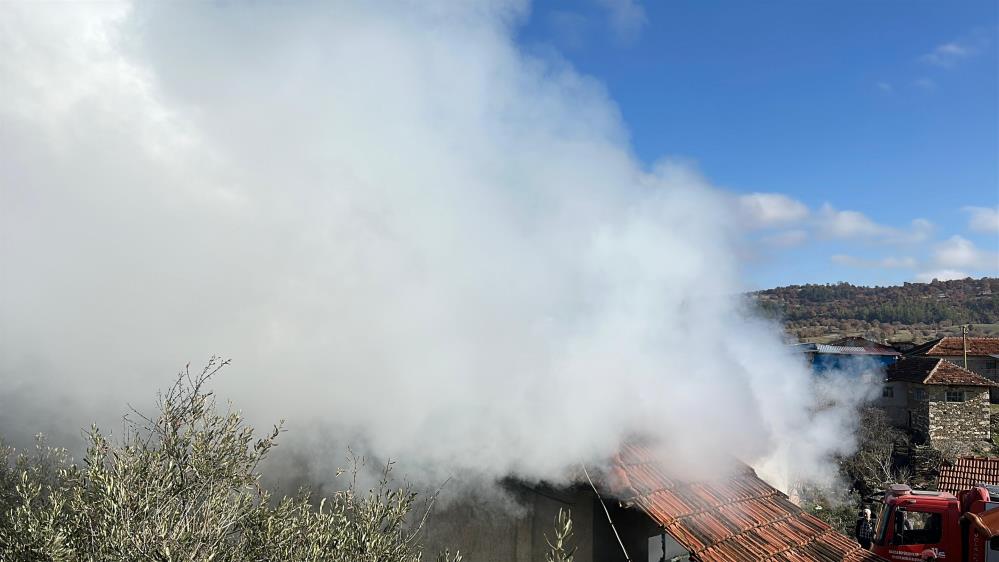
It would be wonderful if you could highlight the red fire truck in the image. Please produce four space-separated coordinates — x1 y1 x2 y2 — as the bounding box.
872 483 999 561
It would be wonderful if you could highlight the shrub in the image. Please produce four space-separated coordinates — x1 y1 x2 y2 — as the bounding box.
796 485 863 536
544 508 575 562
0 358 462 562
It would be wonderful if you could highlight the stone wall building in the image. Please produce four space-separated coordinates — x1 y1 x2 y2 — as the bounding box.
880 356 996 452
907 337 999 401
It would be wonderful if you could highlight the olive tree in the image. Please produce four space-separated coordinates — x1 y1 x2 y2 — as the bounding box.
0 358 461 562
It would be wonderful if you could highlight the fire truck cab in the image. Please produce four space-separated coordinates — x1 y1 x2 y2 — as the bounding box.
872 483 999 562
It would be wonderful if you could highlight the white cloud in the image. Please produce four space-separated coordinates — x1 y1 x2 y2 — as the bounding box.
894 218 935 245
876 81 893 94
931 235 999 270
817 204 885 238
912 235 997 282
920 39 981 68
816 204 933 244
594 0 646 43
964 206 999 234
737 193 809 229
914 269 970 283
913 77 937 91
831 255 917 269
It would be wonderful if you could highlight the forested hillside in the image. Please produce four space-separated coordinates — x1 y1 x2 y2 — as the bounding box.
754 277 999 343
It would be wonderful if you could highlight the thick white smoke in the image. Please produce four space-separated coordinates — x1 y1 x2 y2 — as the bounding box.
0 1 873 491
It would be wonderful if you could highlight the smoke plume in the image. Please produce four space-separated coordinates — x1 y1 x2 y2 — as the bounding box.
0 1 874 491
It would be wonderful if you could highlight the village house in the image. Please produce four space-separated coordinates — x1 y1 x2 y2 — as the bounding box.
421 443 880 561
880 357 996 452
907 337 999 400
793 336 899 374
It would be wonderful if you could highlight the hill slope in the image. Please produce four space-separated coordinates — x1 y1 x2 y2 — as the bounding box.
754 277 999 343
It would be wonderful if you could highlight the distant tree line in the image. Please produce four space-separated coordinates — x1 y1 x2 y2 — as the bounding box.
753 277 999 342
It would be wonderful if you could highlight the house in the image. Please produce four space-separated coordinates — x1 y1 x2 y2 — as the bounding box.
879 357 996 451
937 456 999 495
421 443 881 561
793 337 900 374
607 444 881 561
907 337 999 400
829 336 899 352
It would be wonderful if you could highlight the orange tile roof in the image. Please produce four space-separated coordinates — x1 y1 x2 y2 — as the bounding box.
885 357 996 387
937 457 999 495
914 337 999 357
608 443 884 562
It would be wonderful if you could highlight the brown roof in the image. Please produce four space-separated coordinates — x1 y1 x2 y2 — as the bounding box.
608 443 884 562
937 457 999 495
827 337 898 354
910 337 999 357
885 357 996 387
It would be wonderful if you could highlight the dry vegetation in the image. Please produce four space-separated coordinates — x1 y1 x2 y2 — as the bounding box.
799 409 915 535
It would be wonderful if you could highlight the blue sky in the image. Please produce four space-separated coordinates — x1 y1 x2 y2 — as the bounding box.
517 0 998 288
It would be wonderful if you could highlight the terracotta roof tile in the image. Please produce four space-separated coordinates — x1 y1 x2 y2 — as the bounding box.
937 457 999 495
912 337 999 357
609 443 884 561
885 357 996 387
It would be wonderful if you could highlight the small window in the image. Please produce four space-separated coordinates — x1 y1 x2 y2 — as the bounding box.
883 386 894 398
945 390 965 403
914 388 928 400
987 359 998 370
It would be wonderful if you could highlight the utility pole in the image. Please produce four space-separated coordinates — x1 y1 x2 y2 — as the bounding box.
963 324 969 369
